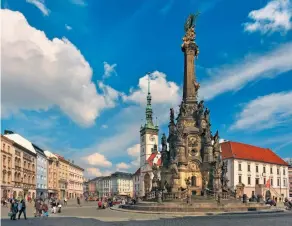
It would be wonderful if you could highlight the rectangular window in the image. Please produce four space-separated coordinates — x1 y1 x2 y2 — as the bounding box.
270 167 273 174
283 169 286 175
283 179 287 187
264 178 266 185
255 178 259 185
238 163 242 171
277 178 280 186
256 166 259 173
277 168 280 175
248 165 251 172
263 166 266 173
248 177 251 185
239 175 242 183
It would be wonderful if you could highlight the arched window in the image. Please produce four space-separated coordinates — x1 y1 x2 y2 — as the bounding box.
191 176 197 187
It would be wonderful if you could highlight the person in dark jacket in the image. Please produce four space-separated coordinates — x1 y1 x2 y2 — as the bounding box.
18 199 27 220
10 200 18 220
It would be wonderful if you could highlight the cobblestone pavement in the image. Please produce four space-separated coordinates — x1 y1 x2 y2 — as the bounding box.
1 212 292 226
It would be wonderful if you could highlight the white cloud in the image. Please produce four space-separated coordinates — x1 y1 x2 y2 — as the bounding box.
124 71 180 105
101 124 108 129
200 42 292 100
26 0 50 16
231 91 292 131
83 153 112 167
127 144 140 157
131 156 140 167
1 9 119 127
243 0 292 34
103 62 117 79
86 168 111 177
65 24 72 30
116 162 131 170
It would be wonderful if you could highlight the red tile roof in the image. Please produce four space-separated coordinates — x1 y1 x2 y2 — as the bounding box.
147 152 161 166
221 141 288 166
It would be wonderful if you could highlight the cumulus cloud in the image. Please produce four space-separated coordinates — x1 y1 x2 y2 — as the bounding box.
1 9 119 127
200 42 292 100
230 91 292 131
127 144 140 157
86 168 111 177
124 71 180 105
26 0 50 16
103 62 117 79
243 0 292 34
83 153 112 167
116 162 131 170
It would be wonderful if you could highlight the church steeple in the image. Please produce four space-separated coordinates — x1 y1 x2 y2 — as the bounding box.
140 72 159 131
145 73 153 127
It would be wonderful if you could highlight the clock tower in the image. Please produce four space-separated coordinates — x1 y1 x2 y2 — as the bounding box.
139 74 159 197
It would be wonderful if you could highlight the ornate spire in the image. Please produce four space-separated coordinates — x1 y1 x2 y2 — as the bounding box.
145 73 153 127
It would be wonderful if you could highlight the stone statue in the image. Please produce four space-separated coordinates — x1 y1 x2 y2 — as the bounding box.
161 133 167 151
184 12 200 32
213 130 220 153
197 100 204 119
170 108 175 123
221 161 229 190
157 190 162 203
194 81 200 93
180 101 186 117
204 108 210 122
204 129 212 145
169 157 179 177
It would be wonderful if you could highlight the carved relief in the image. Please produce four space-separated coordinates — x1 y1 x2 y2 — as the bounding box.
188 161 199 171
188 135 200 157
184 120 194 127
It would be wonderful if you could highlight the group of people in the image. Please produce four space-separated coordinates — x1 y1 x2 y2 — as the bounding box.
9 199 27 220
34 199 49 217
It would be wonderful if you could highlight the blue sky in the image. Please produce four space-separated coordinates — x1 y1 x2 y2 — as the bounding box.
1 0 292 178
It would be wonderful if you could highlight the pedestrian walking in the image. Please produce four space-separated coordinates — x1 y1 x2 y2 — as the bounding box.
18 199 27 220
64 197 67 206
77 197 81 207
51 200 57 213
10 200 18 220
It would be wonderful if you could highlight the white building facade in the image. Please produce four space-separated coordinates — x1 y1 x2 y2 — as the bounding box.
221 141 289 201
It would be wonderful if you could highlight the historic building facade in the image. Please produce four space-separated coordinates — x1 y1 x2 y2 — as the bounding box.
133 168 140 198
44 150 59 198
4 132 37 200
33 144 48 199
1 135 14 198
221 141 290 200
68 161 84 198
55 154 70 199
139 77 159 197
288 160 292 200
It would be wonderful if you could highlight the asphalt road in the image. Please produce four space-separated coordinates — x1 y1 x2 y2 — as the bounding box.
1 212 292 226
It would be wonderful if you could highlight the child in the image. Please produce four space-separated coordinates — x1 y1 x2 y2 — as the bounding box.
42 203 49 217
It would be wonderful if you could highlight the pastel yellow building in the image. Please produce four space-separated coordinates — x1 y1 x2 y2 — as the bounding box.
55 154 70 199
44 151 59 198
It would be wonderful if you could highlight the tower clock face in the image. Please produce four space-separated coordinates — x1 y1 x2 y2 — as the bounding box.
149 135 155 141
